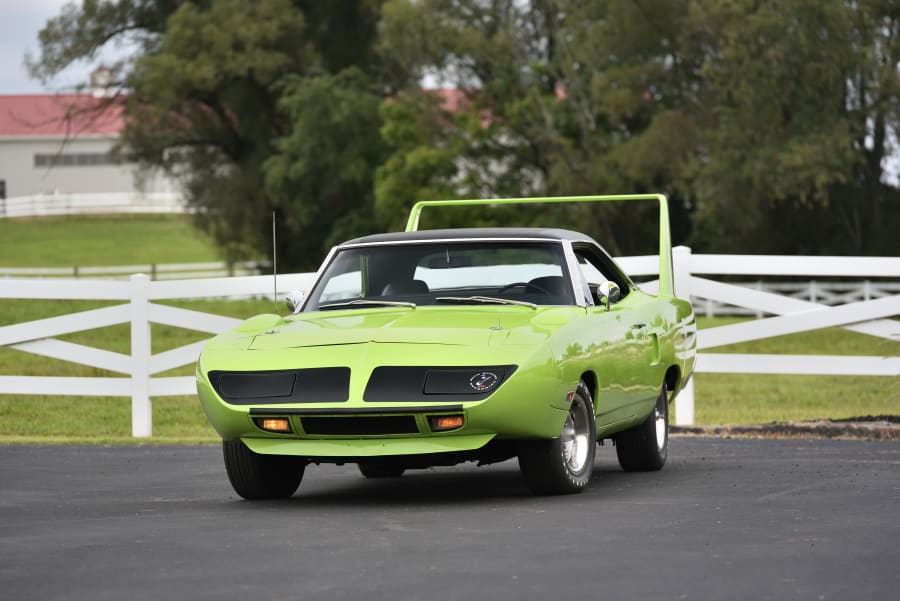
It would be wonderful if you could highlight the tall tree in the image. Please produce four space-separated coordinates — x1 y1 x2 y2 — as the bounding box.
377 0 698 255
26 0 180 90
29 0 390 270
690 0 856 253
265 68 388 261
377 0 900 255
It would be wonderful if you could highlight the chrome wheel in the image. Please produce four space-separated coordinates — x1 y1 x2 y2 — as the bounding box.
655 403 667 451
561 396 591 473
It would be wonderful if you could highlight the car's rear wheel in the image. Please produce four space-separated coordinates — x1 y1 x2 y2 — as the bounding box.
614 384 669 471
358 461 405 478
518 381 596 495
222 439 306 500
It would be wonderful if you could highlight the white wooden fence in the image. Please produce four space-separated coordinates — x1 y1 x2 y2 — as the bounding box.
694 280 900 318
0 192 185 218
0 248 897 435
0 272 315 437
622 249 900 425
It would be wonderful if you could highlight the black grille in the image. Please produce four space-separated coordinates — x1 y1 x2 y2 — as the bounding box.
301 416 419 435
209 368 350 405
364 365 516 402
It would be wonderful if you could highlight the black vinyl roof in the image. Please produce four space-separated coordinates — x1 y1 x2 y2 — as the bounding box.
341 227 598 246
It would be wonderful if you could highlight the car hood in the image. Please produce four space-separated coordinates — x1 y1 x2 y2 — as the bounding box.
237 306 578 351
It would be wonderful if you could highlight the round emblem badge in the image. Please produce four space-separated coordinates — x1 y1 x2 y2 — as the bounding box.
469 371 499 392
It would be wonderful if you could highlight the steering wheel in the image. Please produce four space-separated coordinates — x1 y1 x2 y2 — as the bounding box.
497 281 551 295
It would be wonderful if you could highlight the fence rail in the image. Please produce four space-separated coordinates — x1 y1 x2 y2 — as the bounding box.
0 248 897 435
5 260 897 311
0 192 185 218
0 261 264 280
694 281 900 317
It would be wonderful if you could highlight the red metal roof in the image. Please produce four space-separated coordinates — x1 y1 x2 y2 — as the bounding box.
0 94 124 137
435 88 470 112
0 88 541 138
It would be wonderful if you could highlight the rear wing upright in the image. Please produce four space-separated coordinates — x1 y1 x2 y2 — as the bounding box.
405 194 675 297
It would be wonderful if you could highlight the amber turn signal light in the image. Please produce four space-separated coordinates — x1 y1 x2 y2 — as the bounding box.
254 417 292 433
429 415 464 432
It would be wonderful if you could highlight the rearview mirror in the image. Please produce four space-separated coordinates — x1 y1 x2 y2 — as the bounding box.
595 281 620 309
285 290 305 315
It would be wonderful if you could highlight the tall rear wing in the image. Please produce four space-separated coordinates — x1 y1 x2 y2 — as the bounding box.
405 194 675 297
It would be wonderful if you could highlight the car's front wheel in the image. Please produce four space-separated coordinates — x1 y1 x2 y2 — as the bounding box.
518 381 596 495
614 384 669 471
223 439 306 500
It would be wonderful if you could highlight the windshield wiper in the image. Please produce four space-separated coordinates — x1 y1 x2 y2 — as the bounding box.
318 300 417 311
435 296 537 309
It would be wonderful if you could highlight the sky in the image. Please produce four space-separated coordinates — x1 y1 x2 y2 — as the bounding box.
0 0 112 94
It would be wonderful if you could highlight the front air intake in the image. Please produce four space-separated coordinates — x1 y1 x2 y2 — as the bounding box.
209 367 350 405
300 416 419 436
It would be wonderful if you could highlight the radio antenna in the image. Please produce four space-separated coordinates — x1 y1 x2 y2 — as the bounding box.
272 210 277 312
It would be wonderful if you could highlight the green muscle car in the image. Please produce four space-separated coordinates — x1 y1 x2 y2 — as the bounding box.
196 195 697 498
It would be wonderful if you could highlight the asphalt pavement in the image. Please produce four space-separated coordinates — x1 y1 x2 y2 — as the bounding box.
1 438 898 601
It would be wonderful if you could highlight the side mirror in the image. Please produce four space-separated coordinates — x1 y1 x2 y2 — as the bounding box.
595 281 620 309
285 290 305 315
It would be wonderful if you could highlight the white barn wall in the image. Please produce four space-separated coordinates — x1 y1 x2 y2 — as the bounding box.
0 136 175 197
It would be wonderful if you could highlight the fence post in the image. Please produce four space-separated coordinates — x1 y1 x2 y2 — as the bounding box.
672 245 695 426
130 274 152 437
755 280 763 319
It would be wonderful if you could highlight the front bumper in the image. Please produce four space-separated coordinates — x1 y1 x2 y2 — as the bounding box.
196 344 571 458
242 433 497 458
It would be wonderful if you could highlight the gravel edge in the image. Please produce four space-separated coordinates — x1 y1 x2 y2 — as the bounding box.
672 417 900 441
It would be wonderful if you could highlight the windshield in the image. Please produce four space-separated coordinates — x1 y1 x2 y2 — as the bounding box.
303 241 574 311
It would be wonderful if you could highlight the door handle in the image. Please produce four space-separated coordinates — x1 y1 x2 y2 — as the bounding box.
631 323 647 329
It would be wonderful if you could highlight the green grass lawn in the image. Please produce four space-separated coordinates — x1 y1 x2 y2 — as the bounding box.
692 316 899 423
693 373 897 424
0 214 221 267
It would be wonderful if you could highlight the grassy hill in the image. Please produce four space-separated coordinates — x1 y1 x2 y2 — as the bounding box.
0 214 221 267
0 214 236 442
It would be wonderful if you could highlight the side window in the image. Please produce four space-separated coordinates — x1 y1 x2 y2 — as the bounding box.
315 254 366 304
319 270 363 303
578 256 610 285
574 245 631 305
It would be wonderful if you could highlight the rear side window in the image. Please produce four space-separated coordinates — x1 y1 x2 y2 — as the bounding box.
573 244 633 305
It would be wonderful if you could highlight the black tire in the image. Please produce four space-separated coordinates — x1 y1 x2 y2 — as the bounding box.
614 384 669 471
357 462 405 478
222 439 306 500
518 381 596 495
